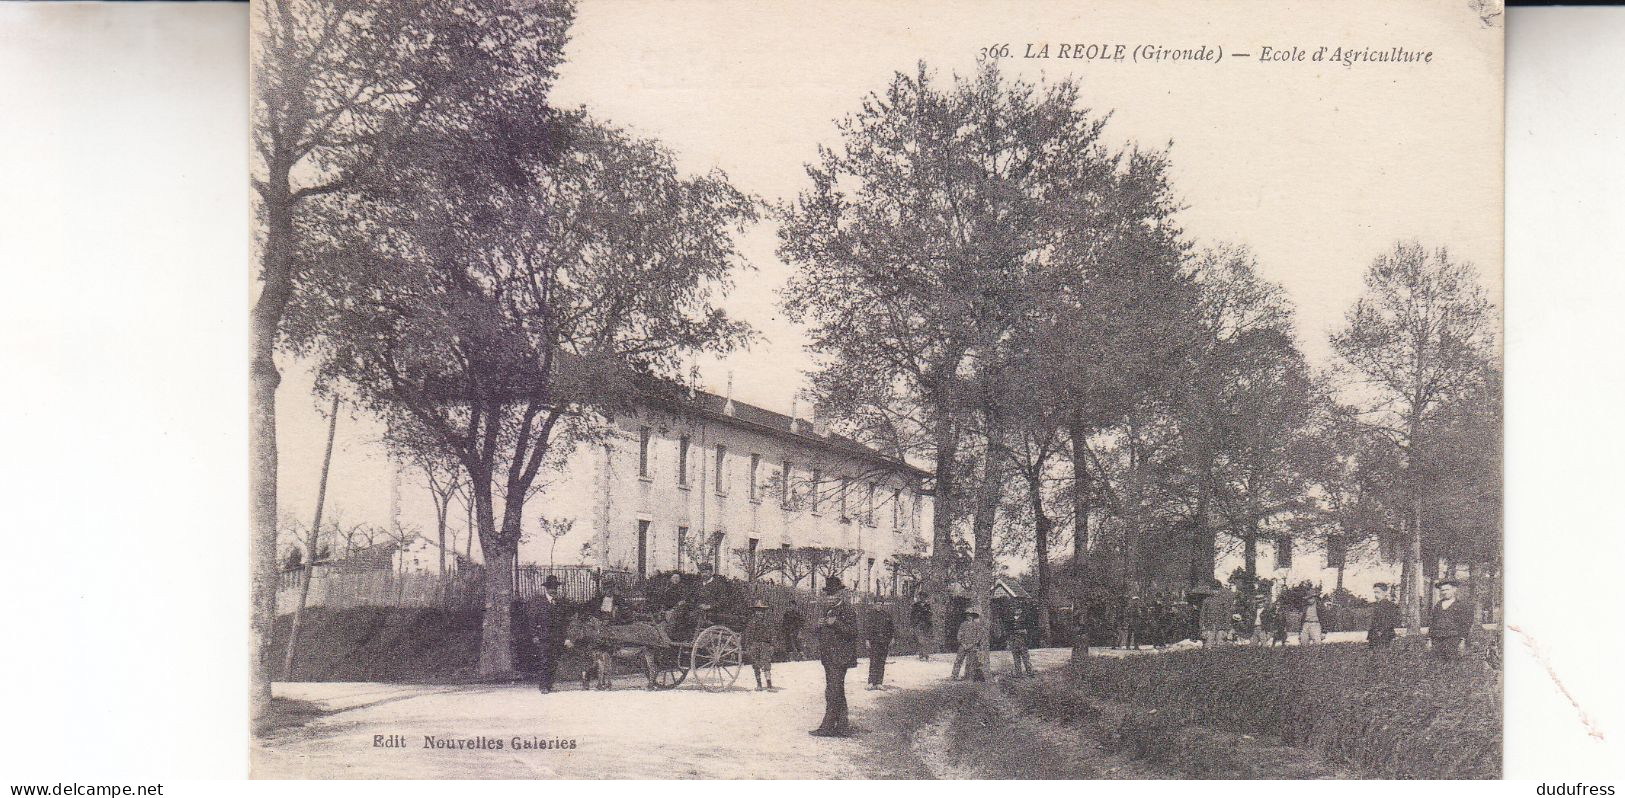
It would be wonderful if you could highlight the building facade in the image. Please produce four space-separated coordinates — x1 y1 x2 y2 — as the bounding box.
384 384 933 596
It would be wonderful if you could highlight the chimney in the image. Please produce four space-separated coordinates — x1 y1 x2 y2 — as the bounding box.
789 396 800 433
811 403 830 437
723 371 736 417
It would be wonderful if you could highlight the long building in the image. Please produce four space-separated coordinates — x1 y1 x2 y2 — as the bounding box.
379 378 934 596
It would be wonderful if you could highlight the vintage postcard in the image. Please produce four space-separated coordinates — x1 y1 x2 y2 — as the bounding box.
249 0 1503 779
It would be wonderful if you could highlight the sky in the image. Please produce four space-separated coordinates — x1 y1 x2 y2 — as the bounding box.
274 0 1503 588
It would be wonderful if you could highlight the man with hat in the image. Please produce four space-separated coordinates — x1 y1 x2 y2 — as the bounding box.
1367 582 1401 648
1427 578 1475 658
743 599 778 691
529 574 568 693
951 608 987 682
809 577 859 737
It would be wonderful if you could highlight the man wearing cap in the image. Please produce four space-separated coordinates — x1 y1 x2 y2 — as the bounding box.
951 609 987 681
743 600 777 691
1427 579 1475 658
810 577 859 737
530 575 569 693
1367 582 1401 648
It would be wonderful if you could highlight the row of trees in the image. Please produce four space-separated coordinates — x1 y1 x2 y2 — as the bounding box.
731 544 869 591
778 64 1500 654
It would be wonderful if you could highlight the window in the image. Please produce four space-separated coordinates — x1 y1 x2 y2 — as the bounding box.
866 482 877 526
638 426 652 478
780 460 793 507
714 445 727 494
749 453 761 501
748 537 759 575
892 487 902 529
839 477 850 519
677 435 690 486
637 520 650 577
810 469 823 513
676 525 689 570
1275 534 1293 570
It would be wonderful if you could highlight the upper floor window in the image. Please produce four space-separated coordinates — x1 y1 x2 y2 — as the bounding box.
781 460 793 507
866 482 877 526
677 435 690 486
714 444 727 494
638 426 652 478
810 469 823 513
749 453 762 501
892 487 902 529
839 477 850 519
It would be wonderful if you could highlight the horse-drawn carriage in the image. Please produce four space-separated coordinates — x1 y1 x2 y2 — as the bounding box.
571 603 746 691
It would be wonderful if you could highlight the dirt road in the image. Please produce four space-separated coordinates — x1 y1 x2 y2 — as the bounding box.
253 648 1076 778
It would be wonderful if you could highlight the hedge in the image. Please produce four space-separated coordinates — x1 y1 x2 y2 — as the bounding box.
1063 642 1500 779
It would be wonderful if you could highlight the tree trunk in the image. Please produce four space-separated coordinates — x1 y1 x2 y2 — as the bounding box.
479 546 518 675
1188 481 1215 588
282 394 340 680
928 412 959 654
436 500 448 580
1242 518 1258 580
971 433 1001 674
1405 498 1425 633
1034 511 1053 647
249 184 294 732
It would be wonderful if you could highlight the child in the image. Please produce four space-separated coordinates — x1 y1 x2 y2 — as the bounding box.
743 600 777 690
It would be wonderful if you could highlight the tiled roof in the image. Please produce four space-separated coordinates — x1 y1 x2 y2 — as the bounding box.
636 377 931 480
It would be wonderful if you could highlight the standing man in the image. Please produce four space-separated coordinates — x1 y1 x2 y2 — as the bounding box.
1006 606 1034 677
1427 578 1475 659
951 609 987 682
1367 582 1401 648
865 603 895 690
530 575 568 694
810 578 858 737
781 602 805 660
743 600 777 691
1299 589 1325 645
910 593 934 660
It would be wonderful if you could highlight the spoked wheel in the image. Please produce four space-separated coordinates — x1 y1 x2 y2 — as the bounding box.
653 661 688 689
689 625 743 691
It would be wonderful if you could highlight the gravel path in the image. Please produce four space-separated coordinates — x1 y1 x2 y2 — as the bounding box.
253 648 1077 778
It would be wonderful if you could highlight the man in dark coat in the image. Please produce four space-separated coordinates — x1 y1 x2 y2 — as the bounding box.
781 604 805 659
865 604 895 690
909 594 934 660
1427 579 1475 658
1367 582 1401 648
529 575 568 693
809 578 859 737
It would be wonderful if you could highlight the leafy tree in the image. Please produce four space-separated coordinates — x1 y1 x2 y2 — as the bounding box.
1330 241 1495 629
290 113 755 674
781 61 1183 654
250 0 575 721
1180 247 1313 586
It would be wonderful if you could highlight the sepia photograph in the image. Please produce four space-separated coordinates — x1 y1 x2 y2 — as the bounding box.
246 0 1503 780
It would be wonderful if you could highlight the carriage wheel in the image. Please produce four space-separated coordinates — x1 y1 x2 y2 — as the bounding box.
653 661 688 690
689 625 743 691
